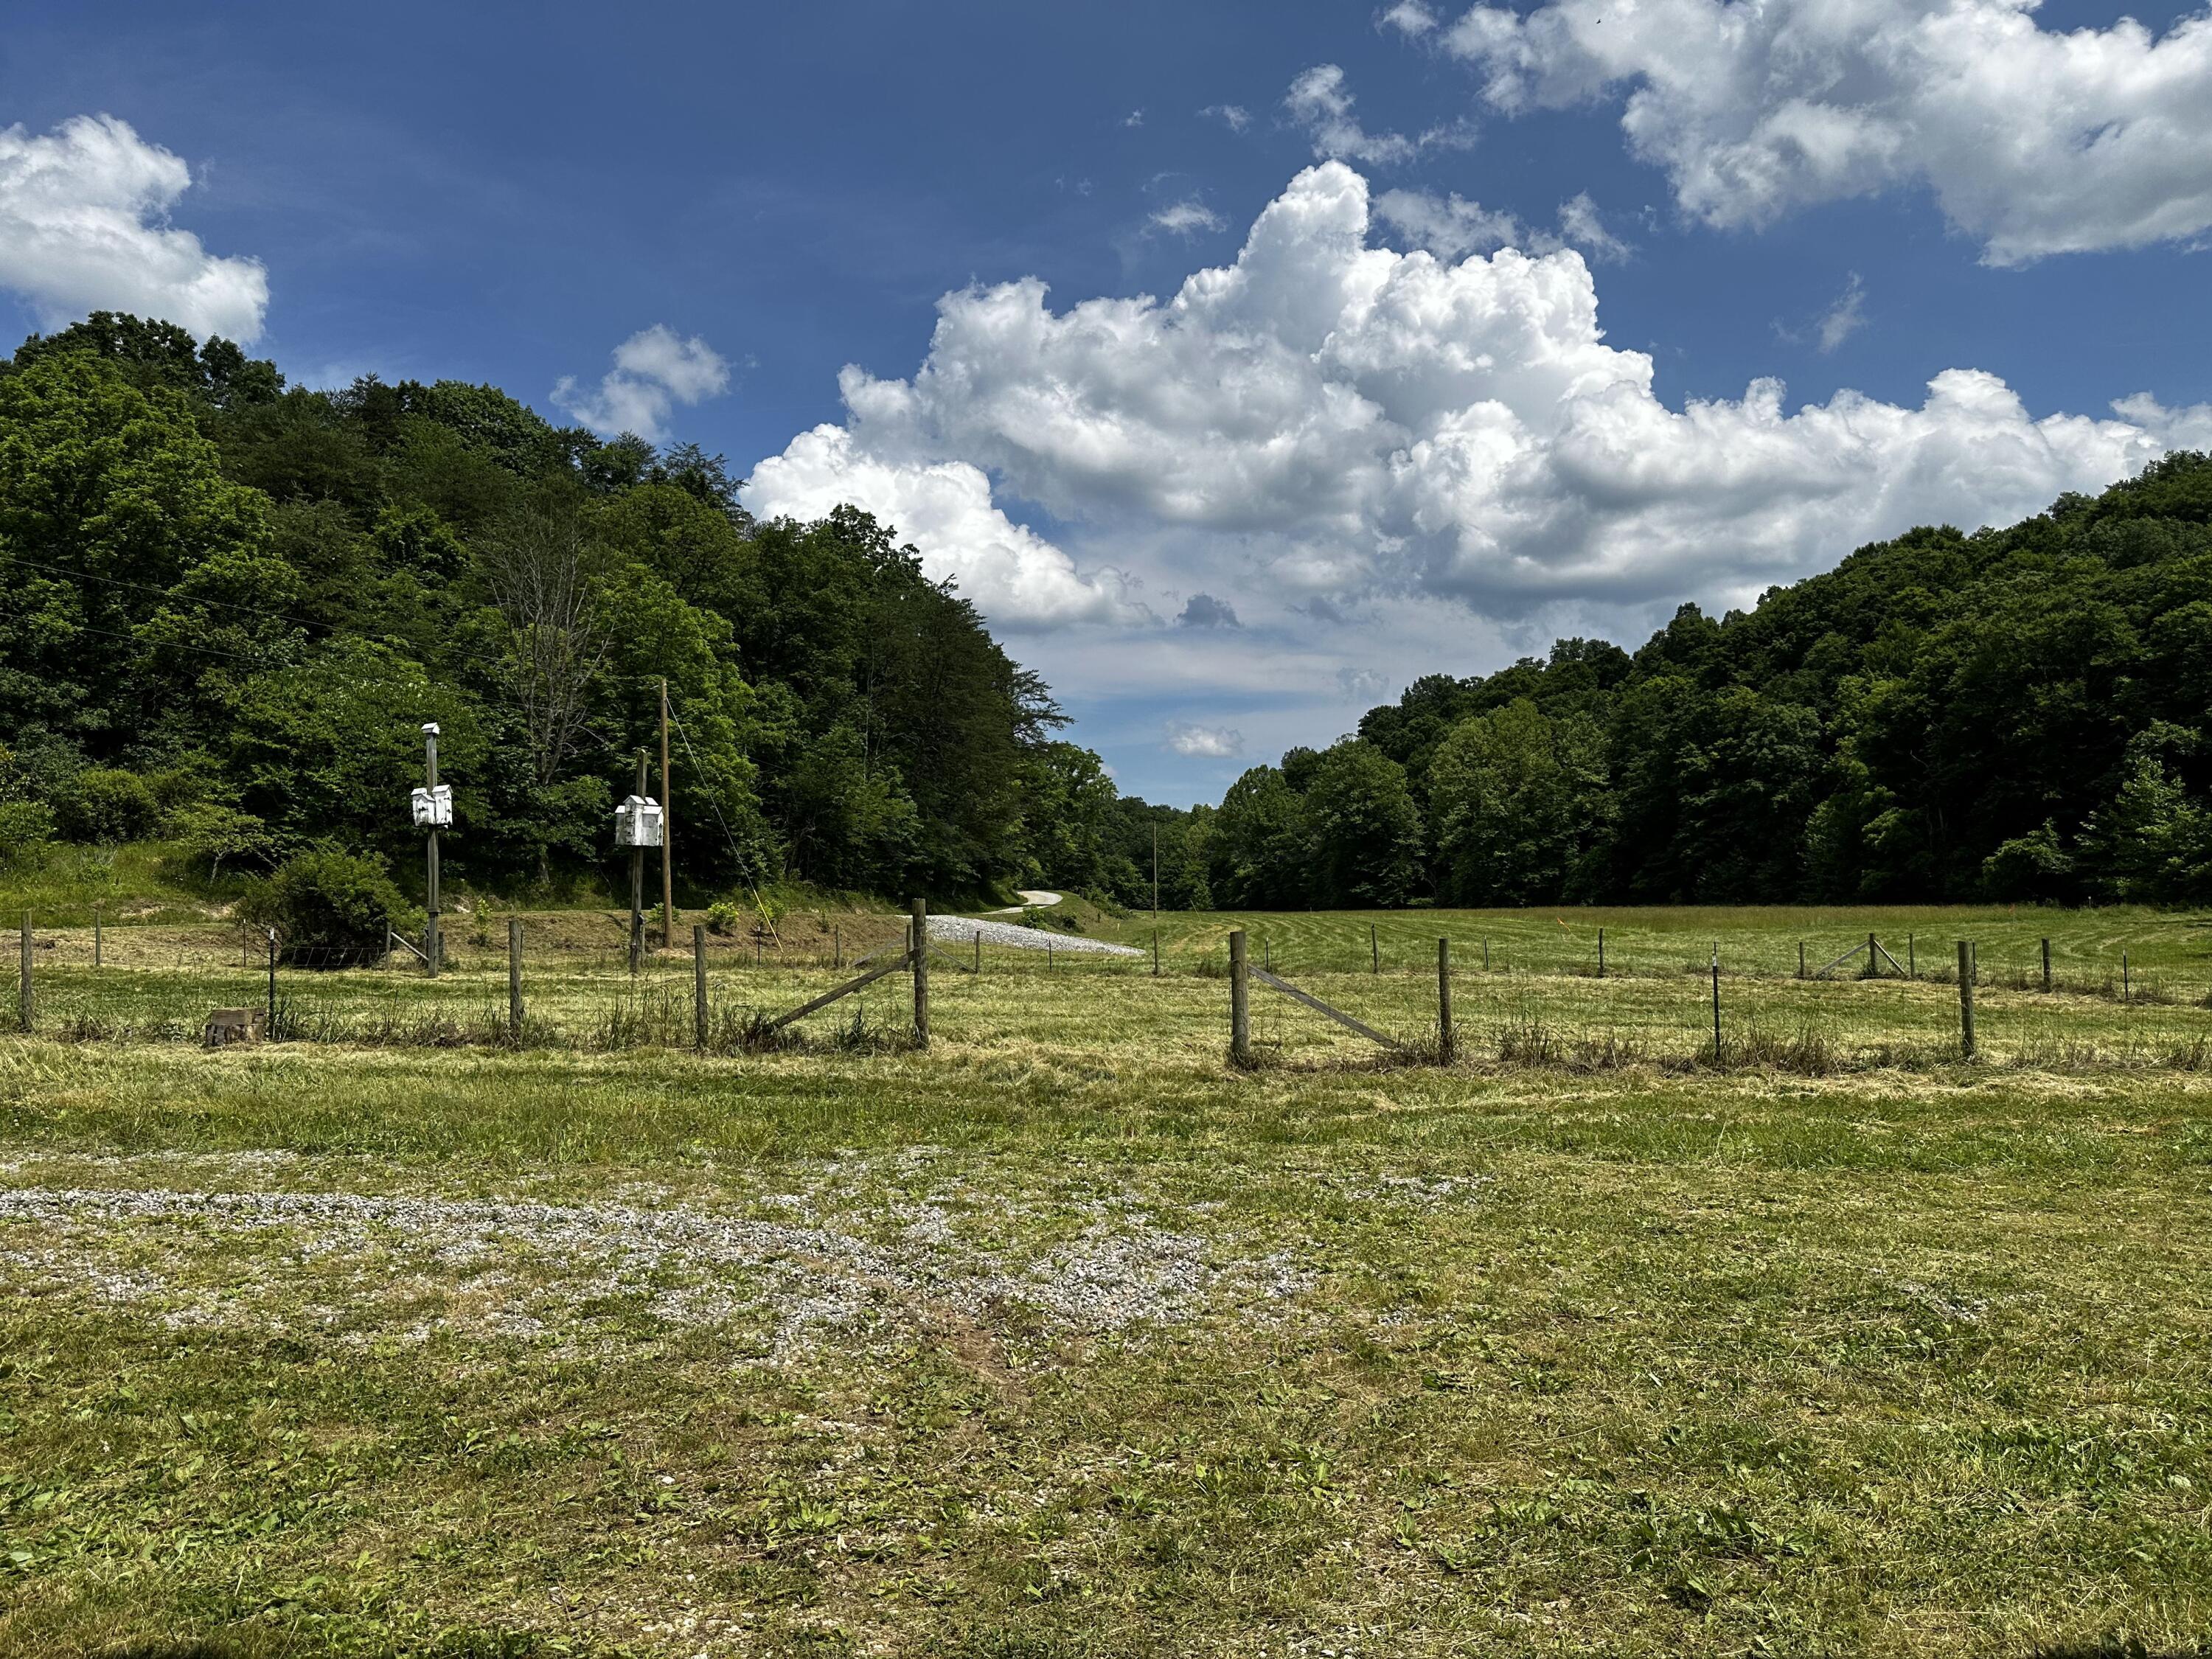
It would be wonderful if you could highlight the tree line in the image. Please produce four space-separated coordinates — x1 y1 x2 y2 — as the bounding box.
5 312 2209 913
0 314 1084 906
1195 450 2212 908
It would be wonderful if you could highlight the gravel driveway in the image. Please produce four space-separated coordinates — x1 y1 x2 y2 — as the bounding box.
928 915 1141 957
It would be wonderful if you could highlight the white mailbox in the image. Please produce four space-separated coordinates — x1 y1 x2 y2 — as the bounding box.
411 785 453 828
615 795 664 849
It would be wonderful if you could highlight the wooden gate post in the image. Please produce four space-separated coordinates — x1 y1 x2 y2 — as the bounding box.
911 897 930 1048
1958 942 1977 1060
693 924 709 1050
507 918 524 1040
1438 938 1454 1064
1229 930 1251 1065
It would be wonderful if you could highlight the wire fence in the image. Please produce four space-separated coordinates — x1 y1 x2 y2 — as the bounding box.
7 914 2211 1074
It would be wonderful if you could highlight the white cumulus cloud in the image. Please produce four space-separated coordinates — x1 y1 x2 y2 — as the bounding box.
1166 722 1246 758
553 325 730 442
745 162 2208 654
0 114 268 342
744 425 1136 627
1421 0 2212 262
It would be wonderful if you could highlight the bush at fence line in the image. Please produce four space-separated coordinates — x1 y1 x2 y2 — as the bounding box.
706 899 742 936
0 799 55 867
239 846 420 965
59 768 163 844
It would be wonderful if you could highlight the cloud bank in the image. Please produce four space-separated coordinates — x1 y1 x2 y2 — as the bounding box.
554 325 730 442
744 162 2208 649
1400 0 2212 262
0 115 268 342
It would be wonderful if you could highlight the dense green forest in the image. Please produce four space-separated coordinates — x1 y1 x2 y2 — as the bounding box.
1206 449 2212 908
4 312 2211 913
0 313 1150 909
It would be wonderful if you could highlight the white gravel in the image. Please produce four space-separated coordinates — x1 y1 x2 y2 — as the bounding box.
0 1177 1297 1353
928 915 1141 957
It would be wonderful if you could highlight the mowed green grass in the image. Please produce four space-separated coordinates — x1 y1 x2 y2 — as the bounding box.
4 908 2212 1658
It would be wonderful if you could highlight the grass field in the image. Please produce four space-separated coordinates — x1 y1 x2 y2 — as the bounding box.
5 905 2212 1656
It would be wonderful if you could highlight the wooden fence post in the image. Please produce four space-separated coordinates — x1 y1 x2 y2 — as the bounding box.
1229 929 1251 1066
18 913 30 1034
2041 937 2051 993
1907 933 1916 980
911 897 929 1048
1482 938 1490 972
1597 928 1606 979
694 925 709 1050
266 928 278 1037
1371 924 1379 975
1437 938 1454 1064
1958 942 1977 1060
2123 952 2131 1004
1865 931 1879 979
834 925 842 970
1798 942 1806 980
1709 942 1722 1063
508 918 524 1040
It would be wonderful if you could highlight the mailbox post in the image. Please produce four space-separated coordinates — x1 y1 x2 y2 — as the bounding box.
613 762 664 978
410 724 453 975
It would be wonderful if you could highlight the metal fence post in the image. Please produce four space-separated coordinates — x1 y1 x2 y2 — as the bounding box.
1958 942 1977 1060
508 917 524 1040
1229 929 1251 1065
694 924 709 1051
1438 938 1454 1064
911 897 929 1048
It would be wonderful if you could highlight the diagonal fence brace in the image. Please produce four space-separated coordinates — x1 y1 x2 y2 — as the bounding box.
763 950 915 1033
1251 967 1403 1049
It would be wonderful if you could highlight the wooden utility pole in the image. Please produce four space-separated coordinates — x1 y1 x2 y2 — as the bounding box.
630 751 647 977
659 679 674 956
1229 929 1251 1066
911 897 930 1047
423 724 441 978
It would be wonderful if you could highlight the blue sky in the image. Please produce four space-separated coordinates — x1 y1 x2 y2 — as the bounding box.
7 0 2211 801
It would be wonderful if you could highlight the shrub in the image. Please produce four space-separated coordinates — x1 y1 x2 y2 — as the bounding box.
706 899 743 936
60 768 161 843
0 800 54 866
240 847 420 964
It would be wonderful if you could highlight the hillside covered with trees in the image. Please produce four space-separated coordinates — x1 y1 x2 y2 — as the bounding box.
1206 450 2212 908
0 313 1144 908
4 312 2210 914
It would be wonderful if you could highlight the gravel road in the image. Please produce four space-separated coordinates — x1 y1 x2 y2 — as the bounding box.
928 915 1141 957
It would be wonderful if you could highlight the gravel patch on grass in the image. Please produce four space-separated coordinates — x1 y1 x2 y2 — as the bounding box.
0 1180 1301 1353
930 915 1141 956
